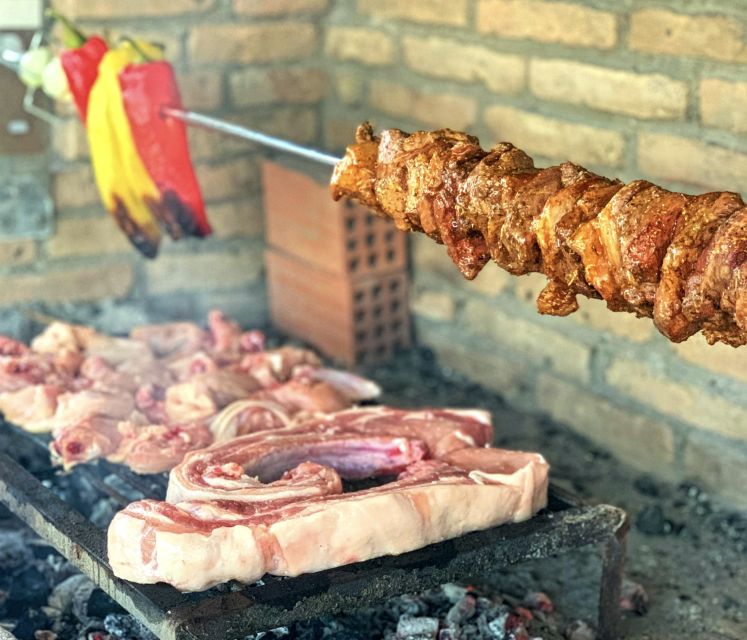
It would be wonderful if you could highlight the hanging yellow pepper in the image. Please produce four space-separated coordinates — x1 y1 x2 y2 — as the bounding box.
85 43 164 257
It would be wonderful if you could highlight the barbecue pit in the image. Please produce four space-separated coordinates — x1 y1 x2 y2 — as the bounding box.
0 414 628 640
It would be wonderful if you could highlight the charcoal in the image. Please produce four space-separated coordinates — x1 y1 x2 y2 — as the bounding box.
395 595 428 617
48 575 93 619
90 500 117 530
564 620 595 640
619 579 649 616
104 613 157 640
633 475 660 497
441 584 468 604
635 505 672 535
7 565 50 611
103 475 145 503
86 589 125 619
522 592 554 614
445 594 476 626
436 629 458 640
13 608 50 640
396 615 439 639
34 631 58 640
0 531 33 571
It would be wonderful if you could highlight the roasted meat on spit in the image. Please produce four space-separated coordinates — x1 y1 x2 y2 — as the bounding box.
331 123 747 346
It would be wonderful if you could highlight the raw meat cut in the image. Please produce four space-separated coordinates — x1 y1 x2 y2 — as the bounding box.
108 407 547 591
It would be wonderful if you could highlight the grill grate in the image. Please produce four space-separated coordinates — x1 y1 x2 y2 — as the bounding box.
0 420 629 640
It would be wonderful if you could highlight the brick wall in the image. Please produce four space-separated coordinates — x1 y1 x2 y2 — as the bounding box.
318 0 747 505
1 0 330 338
3 0 747 504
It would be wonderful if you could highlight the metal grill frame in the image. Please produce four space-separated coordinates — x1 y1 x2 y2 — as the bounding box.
0 421 628 640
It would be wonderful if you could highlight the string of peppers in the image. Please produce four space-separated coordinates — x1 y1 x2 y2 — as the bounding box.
18 10 211 258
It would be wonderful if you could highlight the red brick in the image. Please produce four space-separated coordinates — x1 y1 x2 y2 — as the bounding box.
195 157 259 201
325 27 395 66
52 118 88 162
700 78 747 134
683 433 747 508
233 0 328 15
370 80 478 130
606 357 747 442
358 0 468 26
47 216 131 258
403 36 525 95
189 23 317 63
262 161 406 276
536 374 676 475
266 249 410 365
145 247 263 295
52 165 101 210
0 262 133 306
484 105 625 167
209 199 263 239
637 132 747 194
629 9 747 63
462 298 590 382
229 68 327 107
0 240 36 266
178 70 224 112
477 0 617 49
55 0 214 17
530 59 687 120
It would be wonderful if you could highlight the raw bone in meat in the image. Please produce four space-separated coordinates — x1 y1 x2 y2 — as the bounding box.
106 407 548 591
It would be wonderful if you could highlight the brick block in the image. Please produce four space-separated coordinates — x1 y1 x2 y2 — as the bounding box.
572 297 654 343
629 9 747 63
477 0 617 49
0 240 36 266
637 132 747 194
55 0 214 17
530 59 687 120
145 247 263 295
323 117 366 152
52 165 101 210
262 161 407 276
234 107 318 145
324 27 395 66
333 71 365 106
233 0 328 15
606 357 747 442
673 335 747 384
189 23 317 63
266 249 410 365
47 216 131 258
195 157 259 201
416 320 532 403
403 36 525 95
536 374 676 474
700 78 747 134
179 70 224 112
683 433 747 508
229 68 327 107
188 108 317 160
462 298 590 382
0 262 133 306
209 199 263 239
411 289 456 322
370 80 478 131
51 118 88 162
484 105 625 167
358 0 468 26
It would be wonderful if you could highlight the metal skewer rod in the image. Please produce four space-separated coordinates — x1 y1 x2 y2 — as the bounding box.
161 106 342 167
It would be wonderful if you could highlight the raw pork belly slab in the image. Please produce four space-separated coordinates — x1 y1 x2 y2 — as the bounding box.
108 408 548 591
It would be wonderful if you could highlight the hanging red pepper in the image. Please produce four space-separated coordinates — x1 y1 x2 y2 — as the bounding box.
50 10 108 123
60 36 108 122
119 61 212 238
